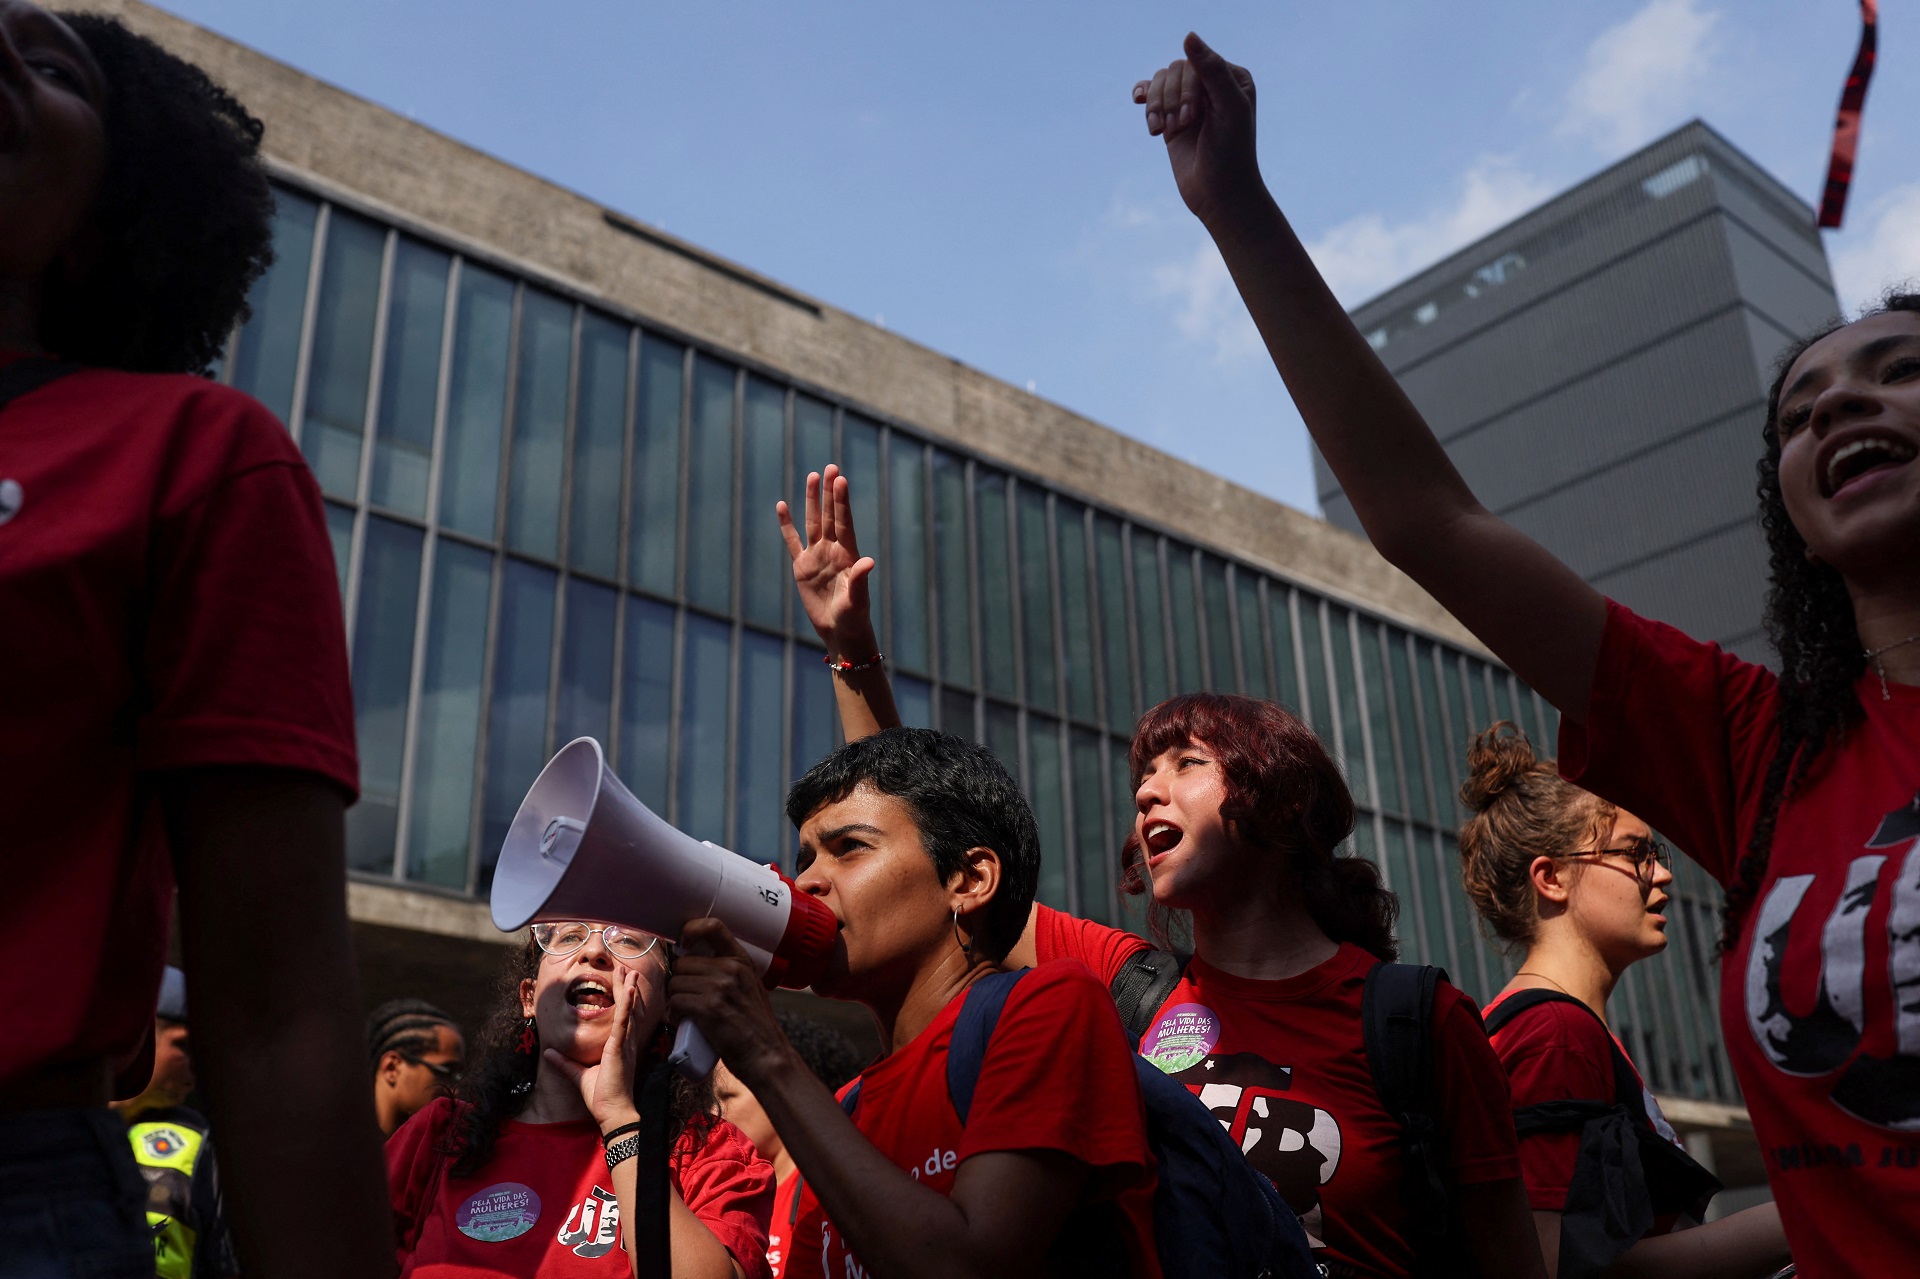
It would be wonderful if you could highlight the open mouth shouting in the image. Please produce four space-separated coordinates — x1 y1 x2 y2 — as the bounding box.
1820 430 1918 500
565 976 616 1019
1143 819 1185 867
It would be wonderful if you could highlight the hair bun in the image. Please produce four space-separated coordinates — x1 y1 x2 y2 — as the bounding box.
1459 722 1544 812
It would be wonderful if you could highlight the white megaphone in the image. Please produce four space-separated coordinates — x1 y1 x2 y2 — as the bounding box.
492 738 839 1080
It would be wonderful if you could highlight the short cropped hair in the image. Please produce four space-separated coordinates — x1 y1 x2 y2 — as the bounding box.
786 728 1039 962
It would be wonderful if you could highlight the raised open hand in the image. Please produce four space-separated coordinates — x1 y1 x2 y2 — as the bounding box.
1133 33 1261 228
777 463 879 658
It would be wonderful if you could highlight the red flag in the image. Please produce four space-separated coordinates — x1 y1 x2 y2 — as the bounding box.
1818 0 1879 229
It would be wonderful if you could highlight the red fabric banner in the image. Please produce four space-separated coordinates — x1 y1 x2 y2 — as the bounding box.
1818 0 1879 229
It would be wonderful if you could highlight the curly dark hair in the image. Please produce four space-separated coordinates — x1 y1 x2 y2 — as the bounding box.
1122 693 1399 961
1721 291 1920 950
446 939 715 1180
42 14 274 374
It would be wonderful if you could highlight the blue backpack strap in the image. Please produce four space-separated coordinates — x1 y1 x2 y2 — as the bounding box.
945 969 1031 1126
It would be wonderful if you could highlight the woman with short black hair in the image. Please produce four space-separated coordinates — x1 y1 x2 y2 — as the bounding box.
778 473 1544 1279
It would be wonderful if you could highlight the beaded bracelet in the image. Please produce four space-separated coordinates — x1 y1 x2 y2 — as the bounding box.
605 1134 642 1170
824 651 885 674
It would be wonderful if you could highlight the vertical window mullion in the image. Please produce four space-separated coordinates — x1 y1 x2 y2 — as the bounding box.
285 202 331 448
605 326 640 774
389 254 462 883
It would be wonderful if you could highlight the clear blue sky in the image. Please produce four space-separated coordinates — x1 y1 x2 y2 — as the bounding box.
157 0 1920 514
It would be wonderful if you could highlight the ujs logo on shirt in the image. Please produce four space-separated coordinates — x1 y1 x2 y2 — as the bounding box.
1746 792 1920 1131
558 1186 622 1258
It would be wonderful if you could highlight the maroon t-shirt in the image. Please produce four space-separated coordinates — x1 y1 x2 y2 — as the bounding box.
1561 600 1920 1275
0 355 356 1089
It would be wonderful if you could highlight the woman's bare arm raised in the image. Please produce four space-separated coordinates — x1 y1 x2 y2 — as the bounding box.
779 464 902 741
1140 34 1607 720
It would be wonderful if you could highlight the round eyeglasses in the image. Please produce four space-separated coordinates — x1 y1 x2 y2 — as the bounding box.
530 922 660 962
1559 835 1672 890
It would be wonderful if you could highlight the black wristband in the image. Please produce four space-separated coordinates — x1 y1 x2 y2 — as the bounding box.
605 1134 642 1170
601 1120 643 1147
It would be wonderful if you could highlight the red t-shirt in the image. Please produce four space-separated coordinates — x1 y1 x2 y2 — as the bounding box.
1037 908 1520 1278
0 358 356 1090
766 1172 799 1279
1560 600 1920 1276
785 961 1160 1278
1482 990 1685 1216
387 1097 773 1277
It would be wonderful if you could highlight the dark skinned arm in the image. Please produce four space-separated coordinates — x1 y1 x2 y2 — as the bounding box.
163 766 394 1278
1139 35 1607 720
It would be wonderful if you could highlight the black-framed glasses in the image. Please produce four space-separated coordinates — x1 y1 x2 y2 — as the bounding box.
397 1052 462 1084
1560 836 1671 889
530 921 660 962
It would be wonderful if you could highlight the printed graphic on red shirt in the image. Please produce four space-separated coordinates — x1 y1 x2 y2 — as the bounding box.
387 1100 773 1278
1744 792 1920 1132
1035 910 1517 1277
1167 1044 1342 1247
1561 601 1920 1276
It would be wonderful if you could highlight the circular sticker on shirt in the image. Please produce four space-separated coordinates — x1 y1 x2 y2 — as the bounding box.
1141 1002 1220 1074
456 1182 542 1242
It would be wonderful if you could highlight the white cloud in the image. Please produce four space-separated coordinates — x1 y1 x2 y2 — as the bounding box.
1303 157 1557 307
1832 182 1920 312
1152 240 1265 365
1149 155 1556 361
1561 0 1722 155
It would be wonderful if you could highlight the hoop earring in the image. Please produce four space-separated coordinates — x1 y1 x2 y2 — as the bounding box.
952 908 975 963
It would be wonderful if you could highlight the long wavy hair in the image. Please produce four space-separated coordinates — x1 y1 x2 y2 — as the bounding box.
1721 291 1920 950
1121 693 1399 960
445 938 715 1179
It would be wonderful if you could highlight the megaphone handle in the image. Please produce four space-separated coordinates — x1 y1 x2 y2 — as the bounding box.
668 1019 717 1080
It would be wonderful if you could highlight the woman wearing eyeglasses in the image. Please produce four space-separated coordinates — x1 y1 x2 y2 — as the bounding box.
1460 725 1789 1278
384 922 774 1278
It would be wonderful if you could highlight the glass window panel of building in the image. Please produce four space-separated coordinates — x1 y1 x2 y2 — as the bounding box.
256 184 1735 1102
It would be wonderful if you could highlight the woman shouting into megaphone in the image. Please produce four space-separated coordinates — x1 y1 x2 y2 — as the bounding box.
384 923 774 1277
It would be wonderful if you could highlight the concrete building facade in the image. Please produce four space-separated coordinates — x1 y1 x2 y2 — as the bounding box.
97 0 1759 1191
1319 122 1842 664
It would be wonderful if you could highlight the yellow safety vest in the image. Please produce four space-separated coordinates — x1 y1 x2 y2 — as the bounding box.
128 1119 205 1279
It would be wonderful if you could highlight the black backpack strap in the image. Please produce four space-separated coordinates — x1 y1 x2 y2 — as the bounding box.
1108 949 1191 1045
1362 962 1454 1262
1485 988 1646 1121
0 357 78 413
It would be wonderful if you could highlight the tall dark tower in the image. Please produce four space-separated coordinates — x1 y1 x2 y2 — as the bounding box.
1317 122 1840 663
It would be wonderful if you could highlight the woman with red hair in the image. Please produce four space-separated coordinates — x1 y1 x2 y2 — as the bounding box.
776 471 1544 1279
